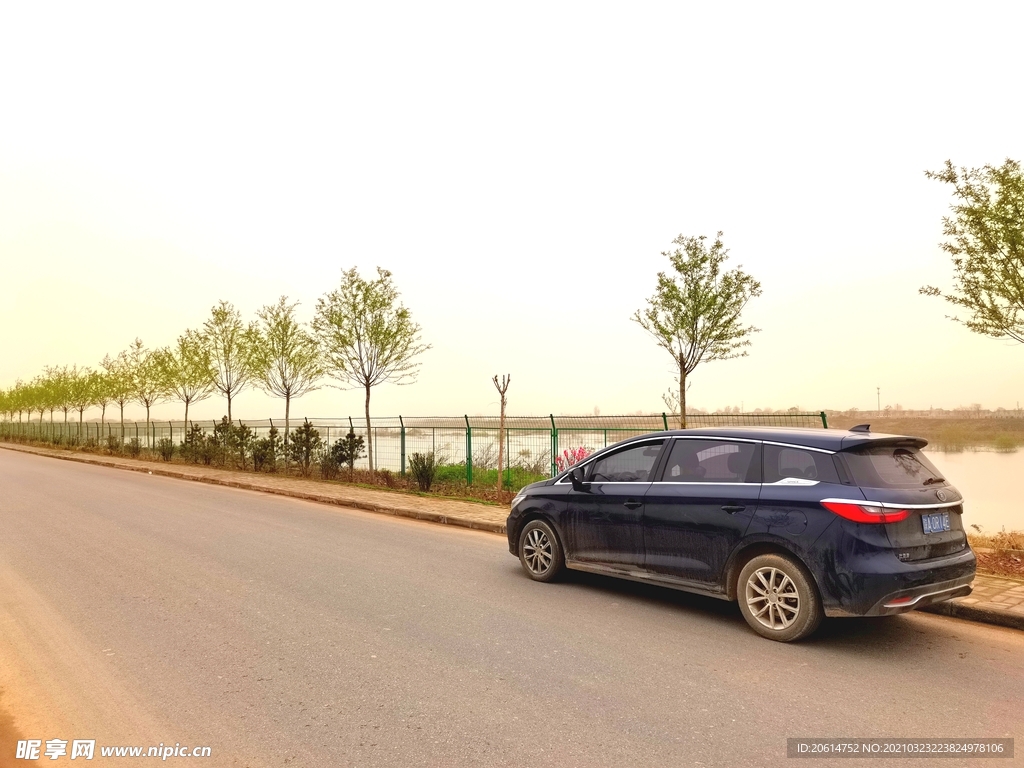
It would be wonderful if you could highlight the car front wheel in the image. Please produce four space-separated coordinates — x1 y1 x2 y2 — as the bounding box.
518 519 564 582
737 554 822 642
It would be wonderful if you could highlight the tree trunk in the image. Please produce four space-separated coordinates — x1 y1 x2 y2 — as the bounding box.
145 404 151 447
227 391 232 422
284 393 291 447
101 403 106 427
497 400 506 491
364 384 373 479
120 403 124 440
184 400 189 427
679 367 687 429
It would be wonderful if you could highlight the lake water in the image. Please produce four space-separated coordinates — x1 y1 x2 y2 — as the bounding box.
926 450 1023 533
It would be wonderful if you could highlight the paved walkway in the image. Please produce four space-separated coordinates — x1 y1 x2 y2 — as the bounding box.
2 441 1022 631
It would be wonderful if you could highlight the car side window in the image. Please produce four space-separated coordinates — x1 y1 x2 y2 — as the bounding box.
660 440 757 483
763 444 840 484
588 441 665 483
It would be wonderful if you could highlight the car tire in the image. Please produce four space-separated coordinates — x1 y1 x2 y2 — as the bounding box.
518 519 564 583
737 553 823 642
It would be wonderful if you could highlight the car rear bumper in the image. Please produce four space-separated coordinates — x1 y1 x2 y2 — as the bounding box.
819 546 976 617
864 575 974 616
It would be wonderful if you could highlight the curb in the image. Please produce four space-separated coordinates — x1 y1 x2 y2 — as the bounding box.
0 443 507 535
918 600 1024 632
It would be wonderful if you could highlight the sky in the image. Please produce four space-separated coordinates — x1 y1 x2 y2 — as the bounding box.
1 1 1022 423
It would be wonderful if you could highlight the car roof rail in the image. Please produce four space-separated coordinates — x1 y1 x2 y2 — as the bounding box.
849 424 871 433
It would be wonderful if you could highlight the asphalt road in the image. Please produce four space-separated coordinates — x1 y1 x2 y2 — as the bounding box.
0 448 1021 768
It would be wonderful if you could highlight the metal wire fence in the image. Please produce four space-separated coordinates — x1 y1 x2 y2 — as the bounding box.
0 411 828 485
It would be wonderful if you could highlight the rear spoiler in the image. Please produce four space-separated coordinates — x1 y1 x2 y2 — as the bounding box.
838 434 928 451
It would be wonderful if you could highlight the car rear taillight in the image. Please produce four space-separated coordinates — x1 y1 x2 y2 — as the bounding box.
820 501 910 524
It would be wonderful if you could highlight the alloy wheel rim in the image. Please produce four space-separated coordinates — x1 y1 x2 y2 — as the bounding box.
523 528 553 574
746 566 800 631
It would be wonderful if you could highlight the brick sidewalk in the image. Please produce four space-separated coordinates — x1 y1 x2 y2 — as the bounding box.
2 440 1021 631
922 573 1024 631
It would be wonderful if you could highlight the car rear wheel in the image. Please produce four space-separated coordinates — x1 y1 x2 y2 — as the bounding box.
518 519 564 582
737 554 822 642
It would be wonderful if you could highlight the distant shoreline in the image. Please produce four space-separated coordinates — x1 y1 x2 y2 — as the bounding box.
826 416 1024 452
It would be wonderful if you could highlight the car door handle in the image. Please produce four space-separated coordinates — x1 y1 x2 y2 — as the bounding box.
721 505 746 514
623 499 642 510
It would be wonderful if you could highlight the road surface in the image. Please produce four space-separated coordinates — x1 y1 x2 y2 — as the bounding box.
0 448 1020 766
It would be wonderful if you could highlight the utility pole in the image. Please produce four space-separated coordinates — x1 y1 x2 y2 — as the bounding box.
877 387 880 414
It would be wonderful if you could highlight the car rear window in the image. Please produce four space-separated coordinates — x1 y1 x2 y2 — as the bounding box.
763 445 840 484
839 445 944 488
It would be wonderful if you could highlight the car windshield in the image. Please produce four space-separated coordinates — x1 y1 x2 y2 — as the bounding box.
840 444 944 488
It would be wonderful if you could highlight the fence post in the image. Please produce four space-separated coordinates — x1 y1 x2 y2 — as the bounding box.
399 415 406 476
550 414 558 477
820 411 828 429
662 412 669 431
465 415 472 485
135 422 139 444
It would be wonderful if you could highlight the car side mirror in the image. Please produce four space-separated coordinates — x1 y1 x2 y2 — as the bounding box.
569 466 588 491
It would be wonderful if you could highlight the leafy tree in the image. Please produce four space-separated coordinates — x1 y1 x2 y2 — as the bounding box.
46 365 74 424
921 159 1024 344
30 376 52 424
67 366 95 434
88 370 112 427
249 296 323 444
313 267 430 476
102 351 134 439
633 232 762 428
155 329 217 425
202 301 256 421
126 338 168 446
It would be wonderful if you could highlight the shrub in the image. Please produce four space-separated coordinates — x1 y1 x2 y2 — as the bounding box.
181 423 206 464
317 448 340 480
378 468 397 488
232 422 256 470
331 431 365 478
409 451 438 491
993 434 1019 453
156 438 175 461
105 435 122 455
253 427 282 473
126 438 142 458
287 422 322 476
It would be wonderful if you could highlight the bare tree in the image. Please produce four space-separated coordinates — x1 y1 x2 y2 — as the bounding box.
202 300 255 420
492 374 511 490
155 329 217 425
633 232 761 428
249 297 323 444
313 267 430 477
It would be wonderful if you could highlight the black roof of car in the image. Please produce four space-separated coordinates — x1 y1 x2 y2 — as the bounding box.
646 427 927 452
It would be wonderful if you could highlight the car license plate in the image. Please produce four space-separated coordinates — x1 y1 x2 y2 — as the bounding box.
922 511 950 534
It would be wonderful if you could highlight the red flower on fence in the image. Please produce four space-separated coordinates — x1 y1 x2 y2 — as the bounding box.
554 446 591 473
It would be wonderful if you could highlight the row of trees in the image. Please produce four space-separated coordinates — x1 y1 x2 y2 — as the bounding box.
0 267 429 475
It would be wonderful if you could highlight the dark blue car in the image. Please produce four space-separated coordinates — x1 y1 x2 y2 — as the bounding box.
505 426 976 641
